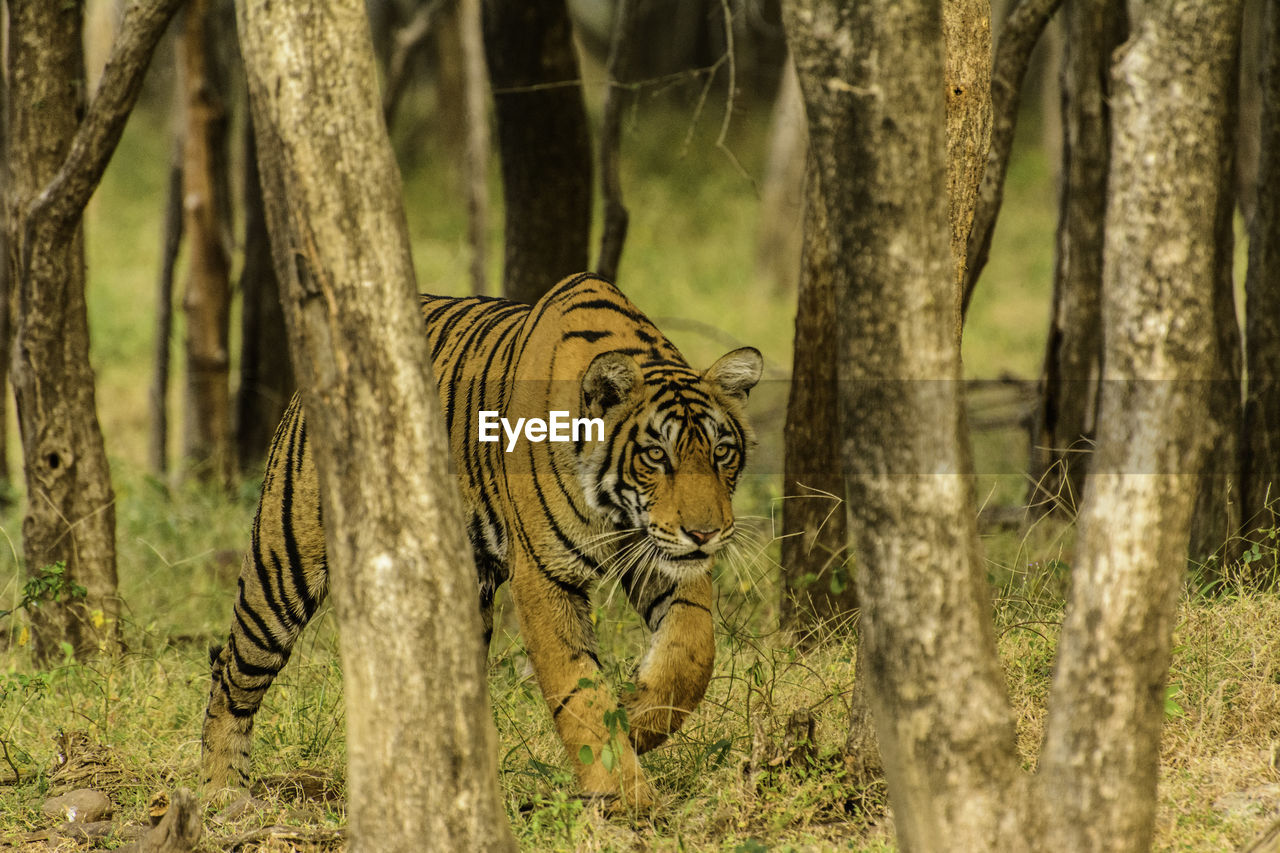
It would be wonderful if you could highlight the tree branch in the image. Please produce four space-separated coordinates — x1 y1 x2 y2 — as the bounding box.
960 0 1065 324
28 0 184 237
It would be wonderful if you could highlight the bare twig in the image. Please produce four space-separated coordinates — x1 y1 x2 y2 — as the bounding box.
960 0 1066 324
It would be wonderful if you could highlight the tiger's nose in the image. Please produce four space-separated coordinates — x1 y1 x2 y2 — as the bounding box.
682 527 719 546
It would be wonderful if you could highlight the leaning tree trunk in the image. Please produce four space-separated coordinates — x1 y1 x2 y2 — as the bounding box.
179 0 235 486
5 0 182 661
784 1 1027 847
1037 2 1244 849
1241 0 1280 586
1027 0 1118 518
942 0 992 339
235 0 518 849
482 0 592 303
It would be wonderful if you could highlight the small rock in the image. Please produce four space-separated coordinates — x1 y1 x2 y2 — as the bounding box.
41 788 113 823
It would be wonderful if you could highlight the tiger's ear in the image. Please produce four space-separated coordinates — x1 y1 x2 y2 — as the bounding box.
582 351 642 417
705 347 763 402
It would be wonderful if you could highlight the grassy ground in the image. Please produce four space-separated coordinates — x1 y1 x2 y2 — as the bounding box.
1 78 1278 851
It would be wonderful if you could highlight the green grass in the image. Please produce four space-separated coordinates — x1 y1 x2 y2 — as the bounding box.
1 83 1277 852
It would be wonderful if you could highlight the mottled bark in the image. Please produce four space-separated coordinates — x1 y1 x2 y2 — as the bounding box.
780 167 855 635
7 0 182 661
483 0 592 303
235 0 517 849
1038 3 1244 850
1027 0 1120 517
1241 0 1280 583
179 0 235 486
234 115 294 471
784 1 1027 848
942 0 992 339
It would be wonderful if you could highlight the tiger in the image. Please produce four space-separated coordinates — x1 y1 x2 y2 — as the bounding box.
201 272 762 808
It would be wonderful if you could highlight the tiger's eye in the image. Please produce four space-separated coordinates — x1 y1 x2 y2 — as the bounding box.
714 444 736 462
642 446 666 466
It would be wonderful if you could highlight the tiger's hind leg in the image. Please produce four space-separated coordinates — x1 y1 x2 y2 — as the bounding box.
202 400 329 794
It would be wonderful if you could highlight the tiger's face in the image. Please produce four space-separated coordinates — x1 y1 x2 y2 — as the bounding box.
580 346 763 581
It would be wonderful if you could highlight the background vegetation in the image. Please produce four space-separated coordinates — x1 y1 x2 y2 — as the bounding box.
1 51 1277 852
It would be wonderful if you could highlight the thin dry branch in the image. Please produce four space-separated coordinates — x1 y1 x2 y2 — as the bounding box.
960 0 1066 323
26 0 185 241
382 0 446 128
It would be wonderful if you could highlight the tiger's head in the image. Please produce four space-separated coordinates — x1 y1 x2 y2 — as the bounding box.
579 346 763 581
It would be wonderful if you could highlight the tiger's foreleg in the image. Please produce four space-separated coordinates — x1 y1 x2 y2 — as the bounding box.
510 550 656 809
622 572 715 754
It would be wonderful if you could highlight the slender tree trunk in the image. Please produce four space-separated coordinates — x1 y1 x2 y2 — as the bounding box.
1027 0 1118 517
6 0 182 662
1037 3 1244 849
483 0 592 303
784 1 1028 847
149 143 183 478
458 0 490 295
235 0 518 848
234 115 293 471
595 0 638 284
0 65 11 501
1241 0 1280 585
179 0 235 486
755 58 806 295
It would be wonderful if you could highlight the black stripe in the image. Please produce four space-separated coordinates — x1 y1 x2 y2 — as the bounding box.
642 587 675 627
563 329 612 343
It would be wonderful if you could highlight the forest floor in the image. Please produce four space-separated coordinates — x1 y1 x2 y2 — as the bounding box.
1 76 1278 852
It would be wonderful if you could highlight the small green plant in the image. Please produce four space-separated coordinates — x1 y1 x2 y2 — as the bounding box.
0 562 86 623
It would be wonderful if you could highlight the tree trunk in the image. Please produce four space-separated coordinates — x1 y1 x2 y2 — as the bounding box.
755 58 806 295
458 0 490 295
1037 3 1244 849
942 0 992 340
0 65 11 502
149 144 183 478
483 0 592 303
780 166 855 635
234 114 294 471
179 0 235 486
6 0 182 662
1187 3 1244 573
1027 0 1118 517
234 0 518 849
784 1 1027 847
1241 0 1280 585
